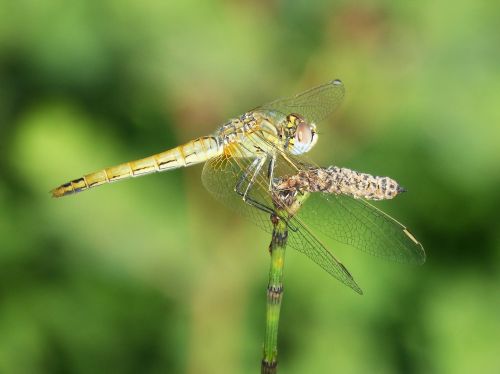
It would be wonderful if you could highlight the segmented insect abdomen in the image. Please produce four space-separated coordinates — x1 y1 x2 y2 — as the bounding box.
51 136 221 197
311 166 404 200
277 166 405 201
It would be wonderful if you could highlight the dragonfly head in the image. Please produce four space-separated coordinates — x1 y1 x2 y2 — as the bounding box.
284 113 318 155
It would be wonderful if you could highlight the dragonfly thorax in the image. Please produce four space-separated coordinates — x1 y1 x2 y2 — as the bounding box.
216 113 281 157
217 114 259 144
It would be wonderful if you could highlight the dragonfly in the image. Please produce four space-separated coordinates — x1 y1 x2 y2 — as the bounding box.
52 79 425 294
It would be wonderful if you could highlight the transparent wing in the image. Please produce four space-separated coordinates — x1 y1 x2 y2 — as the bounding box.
254 79 345 125
295 193 426 264
202 152 272 234
201 148 362 294
235 130 425 265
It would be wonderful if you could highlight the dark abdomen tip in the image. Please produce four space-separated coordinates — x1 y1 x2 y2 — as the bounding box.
51 177 88 198
51 182 74 198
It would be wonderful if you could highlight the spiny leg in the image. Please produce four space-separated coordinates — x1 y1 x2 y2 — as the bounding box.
243 156 267 199
267 154 276 192
266 154 299 232
234 156 267 201
235 156 275 215
234 155 299 232
234 157 261 197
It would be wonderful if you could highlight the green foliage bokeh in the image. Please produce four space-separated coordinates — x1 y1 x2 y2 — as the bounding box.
1 1 499 373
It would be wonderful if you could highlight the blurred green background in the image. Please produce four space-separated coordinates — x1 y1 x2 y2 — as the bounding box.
1 1 499 373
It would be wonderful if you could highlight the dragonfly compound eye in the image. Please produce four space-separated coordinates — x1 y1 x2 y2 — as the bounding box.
296 122 313 144
287 114 318 155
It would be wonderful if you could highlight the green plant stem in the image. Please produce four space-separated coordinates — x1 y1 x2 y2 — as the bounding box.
261 211 287 374
261 192 309 374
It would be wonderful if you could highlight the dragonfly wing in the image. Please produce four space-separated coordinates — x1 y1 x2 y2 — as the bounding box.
295 192 426 264
285 214 363 294
255 79 345 125
201 150 362 294
201 152 273 234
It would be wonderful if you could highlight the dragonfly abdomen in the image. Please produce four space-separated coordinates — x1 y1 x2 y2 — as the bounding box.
51 136 221 198
275 166 405 201
316 166 405 200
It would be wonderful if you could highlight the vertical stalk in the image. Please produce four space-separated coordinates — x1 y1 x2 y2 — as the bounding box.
261 191 309 374
261 212 288 374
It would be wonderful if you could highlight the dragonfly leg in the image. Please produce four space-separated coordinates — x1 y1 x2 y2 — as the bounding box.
234 156 299 233
234 157 276 215
234 156 266 200
267 154 276 192
234 157 261 196
243 156 266 199
265 154 299 232
239 194 275 215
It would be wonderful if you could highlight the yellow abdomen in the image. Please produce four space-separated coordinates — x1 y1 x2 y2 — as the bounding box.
52 136 221 198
